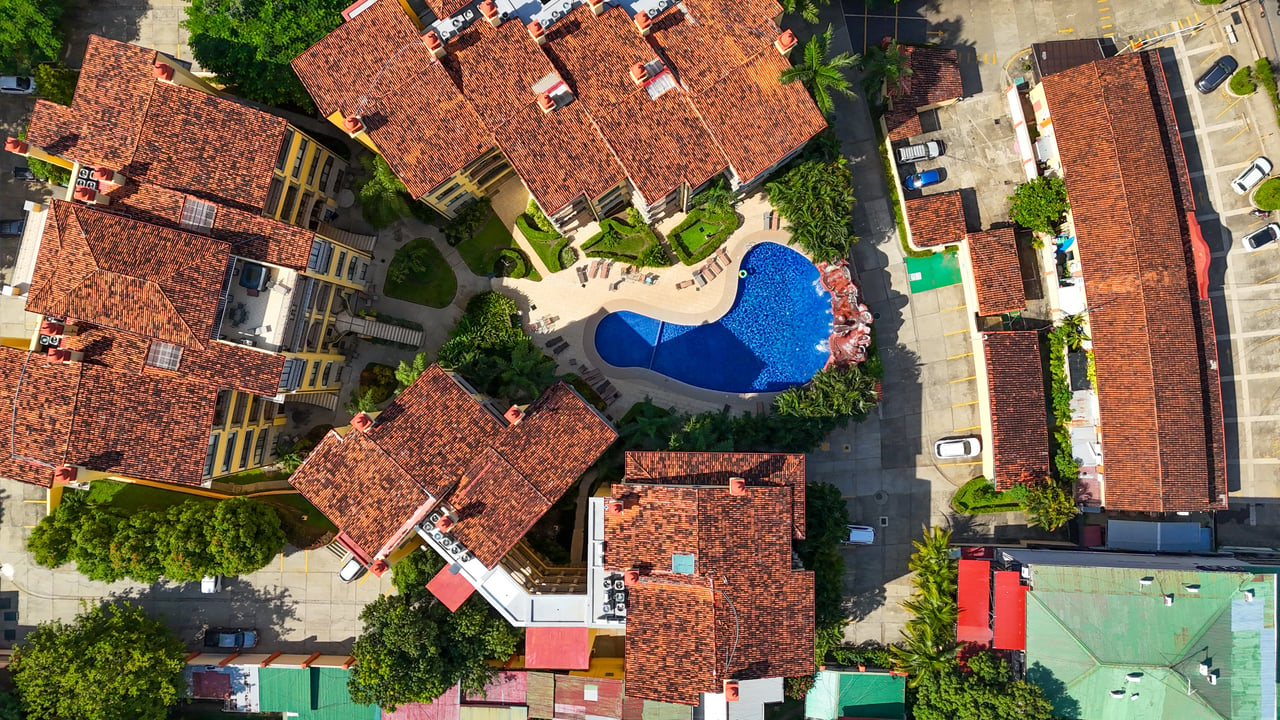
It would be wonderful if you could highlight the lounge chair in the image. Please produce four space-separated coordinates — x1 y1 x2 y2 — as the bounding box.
591 260 601 279
609 279 624 291
717 247 731 264
710 256 723 272
693 271 707 287
676 280 694 290
577 266 589 284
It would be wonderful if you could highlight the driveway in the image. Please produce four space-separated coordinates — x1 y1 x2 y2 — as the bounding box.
0 479 394 653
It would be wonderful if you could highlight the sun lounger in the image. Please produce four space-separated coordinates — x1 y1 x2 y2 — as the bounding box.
710 256 723 272
591 260 601 279
693 271 707 287
605 390 621 406
595 380 615 396
552 342 568 355
676 280 694 290
704 264 718 280
717 247 731 264
764 211 773 229
609 279 624 291
546 335 564 348
577 266 589 284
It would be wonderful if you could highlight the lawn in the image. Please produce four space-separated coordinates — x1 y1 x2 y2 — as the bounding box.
262 492 338 548
217 467 290 486
385 237 457 308
670 207 740 265
456 214 542 280
951 476 1023 515
516 213 577 273
87 480 215 513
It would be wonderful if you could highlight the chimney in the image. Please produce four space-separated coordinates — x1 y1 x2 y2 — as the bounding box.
588 0 605 15
73 186 110 206
634 12 652 35
537 92 556 114
47 347 84 363
479 0 500 26
350 412 373 433
775 29 798 57
624 569 640 586
153 62 175 83
91 167 127 188
5 137 28 155
423 30 446 59
435 514 455 532
342 116 365 137
504 405 525 425
630 62 649 85
53 465 77 484
370 558 389 576
729 477 747 496
528 20 546 45
724 680 740 703
607 499 624 515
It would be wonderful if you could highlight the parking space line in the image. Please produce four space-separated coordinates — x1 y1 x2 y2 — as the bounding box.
952 400 978 407
1216 97 1244 119
950 375 976 384
947 352 973 360
1102 24 1113 29
954 425 980 432
1200 52 1219 66
941 304 967 312
1255 270 1280 285
944 328 968 336
358 569 373 585
1103 32 1114 38
305 550 309 573
1099 15 1111 20
1059 27 1074 33
938 461 982 467
1254 304 1280 316
1226 125 1251 144
21 499 43 504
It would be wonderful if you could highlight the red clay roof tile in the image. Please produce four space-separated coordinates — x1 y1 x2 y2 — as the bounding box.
967 227 1026 316
906 191 967 248
1041 52 1223 511
885 46 963 141
982 332 1051 489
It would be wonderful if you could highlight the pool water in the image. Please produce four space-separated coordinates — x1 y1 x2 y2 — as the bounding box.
593 242 833 393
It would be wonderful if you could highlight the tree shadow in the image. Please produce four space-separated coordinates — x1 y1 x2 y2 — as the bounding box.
59 0 149 69
844 585 887 623
1027 661 1082 719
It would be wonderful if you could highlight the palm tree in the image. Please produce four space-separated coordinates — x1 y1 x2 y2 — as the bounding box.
778 0 821 23
779 25 860 115
494 342 557 404
891 624 957 687
908 525 957 595
692 179 738 215
862 39 913 101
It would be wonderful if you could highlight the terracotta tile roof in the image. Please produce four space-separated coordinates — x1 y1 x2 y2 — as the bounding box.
290 0 490 198
424 0 470 18
884 46 963 141
287 367 616 563
541 6 726 201
27 36 287 211
606 481 814 704
1041 51 1223 512
442 17 554 127
982 332 1051 489
906 191 966 248
646 0 778 93
967 227 1026 316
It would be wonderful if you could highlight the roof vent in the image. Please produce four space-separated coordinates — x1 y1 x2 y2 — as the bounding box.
537 92 556 114
588 0 605 15
91 167 126 187
342 116 364 136
630 62 649 85
1198 660 1211 676
1185 584 1200 593
729 477 747 496
1125 673 1142 682
634 11 652 35
607 499 624 515
4 137 29 154
1129 693 1139 701
479 0 500 25
775 29 797 57
423 30 446 59
350 412 373 433
1163 594 1174 606
504 405 525 424
53 465 78 484
528 20 546 45
1207 671 1218 686
624 569 640 586
1109 690 1125 699
1138 576 1153 586
1244 588 1256 602
153 62 175 82
724 680 740 702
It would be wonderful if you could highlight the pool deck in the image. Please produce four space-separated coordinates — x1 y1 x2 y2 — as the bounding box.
494 191 797 418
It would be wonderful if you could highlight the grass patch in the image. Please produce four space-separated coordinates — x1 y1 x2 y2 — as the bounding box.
876 131 931 259
515 213 577 273
217 467 289 486
1257 58 1280 128
581 216 669 267
263 492 338 548
87 480 215 513
1256 177 1280 211
1230 66 1257 95
669 207 741 265
951 476 1023 515
456 215 542 281
385 237 457 308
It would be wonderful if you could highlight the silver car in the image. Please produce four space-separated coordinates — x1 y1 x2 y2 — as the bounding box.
0 76 34 95
338 553 367 583
1231 156 1273 195
842 525 876 545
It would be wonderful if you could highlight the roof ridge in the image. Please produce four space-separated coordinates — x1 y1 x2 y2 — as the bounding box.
121 46 161 172
1027 589 1106 669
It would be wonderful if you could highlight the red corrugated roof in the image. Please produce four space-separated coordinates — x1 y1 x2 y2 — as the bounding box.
992 571 1027 651
427 565 477 612
525 627 592 670
957 559 992 645
191 670 232 699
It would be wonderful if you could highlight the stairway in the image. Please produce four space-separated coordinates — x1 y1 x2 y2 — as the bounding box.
333 311 423 347
284 390 340 411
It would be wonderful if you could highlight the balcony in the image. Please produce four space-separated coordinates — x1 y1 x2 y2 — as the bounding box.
214 257 298 353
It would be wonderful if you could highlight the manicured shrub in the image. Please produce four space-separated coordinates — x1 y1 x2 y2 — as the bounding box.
1255 177 1280 211
443 198 494 246
493 248 534 279
1230 66 1256 95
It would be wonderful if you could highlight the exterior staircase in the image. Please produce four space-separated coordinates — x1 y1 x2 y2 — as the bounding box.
333 311 423 347
317 222 377 253
283 390 340 411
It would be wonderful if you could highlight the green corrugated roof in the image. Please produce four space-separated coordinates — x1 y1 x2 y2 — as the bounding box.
1024 565 1276 720
804 671 904 720
257 667 379 720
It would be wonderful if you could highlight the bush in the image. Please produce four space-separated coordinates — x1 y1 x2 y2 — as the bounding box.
951 476 1023 515
354 154 413 228
1008 176 1069 235
1255 177 1280 211
774 366 880 420
669 206 740 265
493 248 534 279
1230 66 1257 95
515 202 575 273
558 244 579 270
766 155 857 263
443 198 494 246
784 675 815 700
359 363 398 404
1258 58 1280 109
581 216 668 267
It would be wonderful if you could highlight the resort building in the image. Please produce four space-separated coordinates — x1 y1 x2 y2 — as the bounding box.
956 548 1277 720
290 0 826 230
1030 50 1227 512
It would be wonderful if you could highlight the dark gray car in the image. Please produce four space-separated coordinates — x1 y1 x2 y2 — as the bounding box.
1196 55 1238 93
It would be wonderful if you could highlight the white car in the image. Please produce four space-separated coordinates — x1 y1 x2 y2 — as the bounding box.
200 575 222 594
1243 223 1280 251
842 525 876 545
934 437 981 459
338 553 367 583
1231 156 1273 195
0 76 34 95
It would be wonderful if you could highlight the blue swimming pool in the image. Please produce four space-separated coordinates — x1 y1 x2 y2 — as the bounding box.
593 242 832 393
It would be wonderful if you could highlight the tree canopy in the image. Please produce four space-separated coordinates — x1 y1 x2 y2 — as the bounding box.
347 551 521 710
0 0 64 74
862 39 913 103
11 602 185 720
766 152 857 263
1008 176 1069 235
779 25 859 115
183 0 349 110
912 649 1055 720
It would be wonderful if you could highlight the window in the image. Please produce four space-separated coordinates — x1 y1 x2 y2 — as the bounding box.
221 432 237 473
179 197 217 232
144 341 183 370
280 186 299 224
333 251 347 278
213 389 231 426
248 395 262 423
318 157 334 190
291 138 310 179
239 429 254 469
347 255 359 281
295 192 314 227
308 360 321 387
311 283 331 313
253 430 269 465
275 129 294 172
321 361 334 386
278 358 305 392
331 169 345 193
203 434 219 477
231 392 248 425
263 401 277 422
306 153 321 186
308 240 334 273
263 177 284 218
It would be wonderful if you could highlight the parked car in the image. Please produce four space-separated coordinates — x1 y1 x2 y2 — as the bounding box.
1195 55 1238 93
934 437 981 459
895 140 945 164
203 628 258 650
338 553 367 583
842 525 876 545
1243 223 1280 251
12 166 36 182
0 220 24 237
200 575 222 594
1231 156 1273 194
904 169 943 190
0 76 34 95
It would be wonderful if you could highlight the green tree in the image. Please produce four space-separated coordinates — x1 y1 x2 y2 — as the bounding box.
391 548 446 596
892 526 959 687
11 602 185 720
183 0 347 110
765 156 857 263
160 501 218 581
692 178 738 214
16 129 71 186
67 508 125 583
346 387 381 414
778 0 821 23
775 366 879 419
1008 176 1069 235
0 0 64 74
493 341 558 405
109 511 165 584
209 497 287 575
0 690 22 720
33 64 77 105
27 493 85 568
779 25 859 115
911 650 1055 720
861 39 913 102
669 410 736 452
354 154 415 228
1019 479 1077 531
396 351 431 390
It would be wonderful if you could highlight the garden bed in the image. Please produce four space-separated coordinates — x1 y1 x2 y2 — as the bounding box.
950 476 1023 515
385 237 457 308
457 215 542 280
581 216 669 267
516 211 578 273
669 207 741 265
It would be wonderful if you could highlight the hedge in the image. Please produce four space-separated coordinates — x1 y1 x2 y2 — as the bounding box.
669 207 740 265
494 248 535 279
515 213 577 273
951 476 1023 515
581 217 670 267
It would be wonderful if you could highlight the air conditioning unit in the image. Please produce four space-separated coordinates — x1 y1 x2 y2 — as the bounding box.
615 606 627 617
